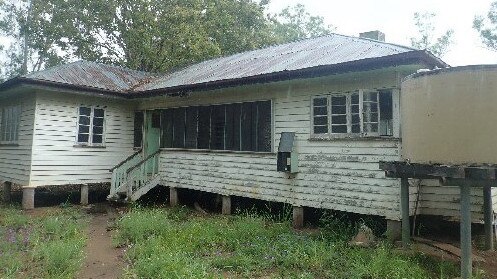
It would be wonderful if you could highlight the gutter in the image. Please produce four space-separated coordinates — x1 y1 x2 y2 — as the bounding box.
0 77 128 99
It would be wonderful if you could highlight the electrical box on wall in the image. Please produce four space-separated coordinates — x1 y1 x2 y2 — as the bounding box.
277 132 298 173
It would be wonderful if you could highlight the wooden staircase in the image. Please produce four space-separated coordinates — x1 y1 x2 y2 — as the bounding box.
108 150 161 202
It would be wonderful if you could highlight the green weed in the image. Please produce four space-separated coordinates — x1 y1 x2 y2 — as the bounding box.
33 238 86 278
0 205 87 279
116 207 461 279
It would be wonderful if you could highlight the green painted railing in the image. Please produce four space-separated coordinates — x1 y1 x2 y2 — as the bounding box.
109 150 142 198
125 150 160 198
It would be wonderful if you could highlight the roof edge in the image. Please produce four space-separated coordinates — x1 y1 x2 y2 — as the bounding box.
0 77 128 99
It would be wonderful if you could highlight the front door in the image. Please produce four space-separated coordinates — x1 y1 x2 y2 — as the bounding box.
144 110 161 173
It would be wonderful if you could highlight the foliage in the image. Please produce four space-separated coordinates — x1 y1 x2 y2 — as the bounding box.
115 206 459 279
0 205 87 279
474 1 497 52
410 12 454 57
270 3 334 43
0 0 333 80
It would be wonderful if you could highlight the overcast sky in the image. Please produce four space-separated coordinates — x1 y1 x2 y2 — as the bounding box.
269 0 497 66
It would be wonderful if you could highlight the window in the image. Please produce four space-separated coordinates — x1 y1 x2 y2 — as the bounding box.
77 106 105 145
134 111 144 148
312 89 393 137
312 97 328 134
160 100 272 152
0 105 21 143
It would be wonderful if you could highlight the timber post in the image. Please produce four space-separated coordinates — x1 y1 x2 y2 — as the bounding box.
80 184 89 206
222 195 231 215
22 186 35 210
400 177 410 248
379 162 497 279
483 184 494 251
2 181 11 203
169 187 178 207
292 206 304 229
460 182 472 279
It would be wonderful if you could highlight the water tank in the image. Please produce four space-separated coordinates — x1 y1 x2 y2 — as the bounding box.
401 65 497 165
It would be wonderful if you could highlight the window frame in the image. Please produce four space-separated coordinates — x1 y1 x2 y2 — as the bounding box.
133 111 144 149
311 95 330 136
75 106 106 147
0 104 21 145
159 99 273 153
311 89 393 139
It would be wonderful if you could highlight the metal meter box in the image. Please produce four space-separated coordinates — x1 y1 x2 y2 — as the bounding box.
277 132 298 173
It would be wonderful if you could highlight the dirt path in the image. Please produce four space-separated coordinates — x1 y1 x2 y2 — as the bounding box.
78 206 125 279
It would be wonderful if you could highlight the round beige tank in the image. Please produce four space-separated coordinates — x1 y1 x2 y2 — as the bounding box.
401 65 497 165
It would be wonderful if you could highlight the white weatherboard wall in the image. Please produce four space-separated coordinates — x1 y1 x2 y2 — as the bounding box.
140 68 409 220
0 93 35 185
29 91 135 187
416 179 497 221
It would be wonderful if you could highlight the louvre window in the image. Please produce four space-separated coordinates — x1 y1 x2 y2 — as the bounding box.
77 106 105 145
312 90 393 137
160 101 272 152
0 105 21 143
133 111 144 148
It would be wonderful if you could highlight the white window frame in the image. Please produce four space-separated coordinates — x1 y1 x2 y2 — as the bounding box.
76 106 106 146
0 104 21 144
311 89 385 138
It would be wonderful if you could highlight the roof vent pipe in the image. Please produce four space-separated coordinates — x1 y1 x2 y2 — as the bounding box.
359 30 386 42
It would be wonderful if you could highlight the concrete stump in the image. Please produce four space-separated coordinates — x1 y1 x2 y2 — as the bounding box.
80 185 89 205
2 181 11 203
170 187 178 207
386 219 402 242
292 206 304 229
22 187 35 210
222 195 231 215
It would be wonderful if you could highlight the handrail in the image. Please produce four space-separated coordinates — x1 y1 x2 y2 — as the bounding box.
109 149 142 172
126 150 161 174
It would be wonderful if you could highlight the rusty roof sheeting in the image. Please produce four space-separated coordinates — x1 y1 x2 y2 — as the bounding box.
24 60 153 92
135 34 418 92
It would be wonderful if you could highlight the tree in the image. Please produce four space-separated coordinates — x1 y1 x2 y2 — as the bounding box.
0 0 333 79
0 0 75 78
474 1 497 51
270 4 334 43
410 12 454 57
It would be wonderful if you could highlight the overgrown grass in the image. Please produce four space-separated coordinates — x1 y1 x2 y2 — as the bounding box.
0 205 87 279
115 206 460 279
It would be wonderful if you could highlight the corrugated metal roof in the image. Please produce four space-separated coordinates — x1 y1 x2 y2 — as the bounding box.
24 60 153 92
4 33 442 97
135 33 417 92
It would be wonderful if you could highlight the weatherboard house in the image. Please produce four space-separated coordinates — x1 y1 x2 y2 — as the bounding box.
0 32 493 232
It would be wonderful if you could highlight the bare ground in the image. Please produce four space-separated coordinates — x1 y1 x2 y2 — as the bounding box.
78 204 125 279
